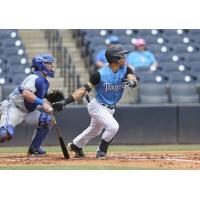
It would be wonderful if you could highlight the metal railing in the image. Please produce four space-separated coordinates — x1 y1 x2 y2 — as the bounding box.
44 30 81 97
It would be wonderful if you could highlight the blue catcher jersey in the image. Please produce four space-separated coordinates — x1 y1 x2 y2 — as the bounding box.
95 65 127 106
9 71 49 112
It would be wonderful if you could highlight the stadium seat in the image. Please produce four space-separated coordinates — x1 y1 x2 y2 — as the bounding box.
7 73 26 85
137 29 151 36
162 29 186 36
140 95 169 104
161 62 188 73
140 83 167 95
118 35 131 44
167 35 188 44
6 55 27 65
169 83 199 104
168 73 194 83
6 63 26 74
147 44 162 53
0 30 18 39
171 95 199 104
140 73 166 83
1 84 17 100
139 83 169 104
4 47 25 57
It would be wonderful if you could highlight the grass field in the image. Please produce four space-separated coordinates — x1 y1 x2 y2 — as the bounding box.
1 145 200 169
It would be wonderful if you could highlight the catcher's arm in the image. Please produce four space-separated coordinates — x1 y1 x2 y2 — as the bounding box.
22 90 53 114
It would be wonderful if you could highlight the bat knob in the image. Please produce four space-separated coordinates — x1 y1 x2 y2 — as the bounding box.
48 107 53 112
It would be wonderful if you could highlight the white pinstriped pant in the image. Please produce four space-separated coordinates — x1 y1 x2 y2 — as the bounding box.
73 98 119 148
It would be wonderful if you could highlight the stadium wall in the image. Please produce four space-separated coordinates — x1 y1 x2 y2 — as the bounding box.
1 105 200 146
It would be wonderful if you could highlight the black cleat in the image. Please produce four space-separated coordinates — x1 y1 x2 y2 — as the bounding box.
27 145 46 156
96 151 107 158
68 143 85 158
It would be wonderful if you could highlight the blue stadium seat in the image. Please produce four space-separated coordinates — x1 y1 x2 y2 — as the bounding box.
167 35 186 44
185 53 200 63
82 29 109 37
4 47 25 57
157 53 179 63
136 29 151 36
169 83 199 104
168 73 194 83
6 63 26 74
0 30 18 39
118 35 131 44
3 38 24 48
140 83 168 95
172 44 193 53
7 73 26 85
111 29 132 36
140 95 169 104
124 44 134 52
139 83 169 104
162 29 186 36
161 62 188 73
147 44 161 53
140 73 166 83
6 55 27 65
1 84 17 99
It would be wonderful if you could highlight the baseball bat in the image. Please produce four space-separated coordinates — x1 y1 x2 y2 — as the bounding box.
37 105 69 158
53 116 70 159
85 92 90 103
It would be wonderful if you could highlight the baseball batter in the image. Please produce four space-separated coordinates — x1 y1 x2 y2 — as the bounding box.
53 44 138 158
0 54 55 155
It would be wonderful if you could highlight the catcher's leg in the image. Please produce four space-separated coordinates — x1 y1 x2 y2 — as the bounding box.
0 100 25 143
25 111 53 155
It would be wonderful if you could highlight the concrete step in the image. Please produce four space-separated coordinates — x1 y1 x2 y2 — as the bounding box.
24 43 49 48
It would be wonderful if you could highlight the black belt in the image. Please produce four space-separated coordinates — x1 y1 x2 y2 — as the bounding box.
101 104 116 109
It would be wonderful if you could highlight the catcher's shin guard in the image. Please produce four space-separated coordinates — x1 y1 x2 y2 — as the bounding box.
0 125 14 143
28 145 46 155
28 111 52 152
29 127 49 151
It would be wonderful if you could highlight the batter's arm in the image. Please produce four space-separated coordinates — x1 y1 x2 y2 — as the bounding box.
52 71 100 112
72 82 94 100
51 82 94 113
124 66 138 88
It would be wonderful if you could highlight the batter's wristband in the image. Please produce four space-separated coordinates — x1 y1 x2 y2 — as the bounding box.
65 95 75 105
34 97 44 105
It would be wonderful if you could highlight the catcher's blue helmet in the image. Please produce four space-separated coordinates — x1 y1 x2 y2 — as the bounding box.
32 54 56 78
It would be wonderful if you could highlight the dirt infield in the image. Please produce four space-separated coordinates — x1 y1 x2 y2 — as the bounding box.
1 151 200 169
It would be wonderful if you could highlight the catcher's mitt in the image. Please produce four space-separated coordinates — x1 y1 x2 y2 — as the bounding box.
46 89 65 104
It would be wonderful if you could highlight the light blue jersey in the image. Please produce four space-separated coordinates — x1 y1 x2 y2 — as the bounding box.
95 65 127 106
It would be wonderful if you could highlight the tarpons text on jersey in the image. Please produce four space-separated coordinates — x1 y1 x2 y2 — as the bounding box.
103 82 126 92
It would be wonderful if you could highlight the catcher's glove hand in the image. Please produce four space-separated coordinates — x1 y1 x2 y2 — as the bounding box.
46 89 65 104
51 100 66 113
123 79 137 88
46 90 65 113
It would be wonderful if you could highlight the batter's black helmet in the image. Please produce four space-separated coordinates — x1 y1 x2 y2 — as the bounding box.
105 44 129 63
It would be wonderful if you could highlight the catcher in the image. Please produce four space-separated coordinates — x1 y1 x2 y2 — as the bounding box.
0 54 65 156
